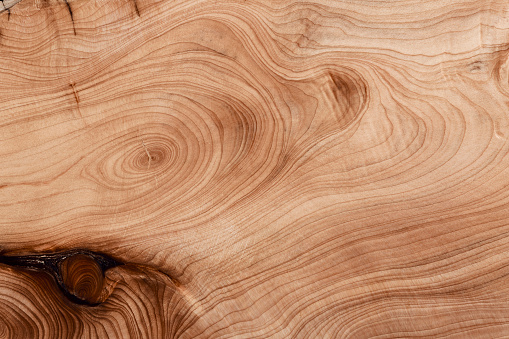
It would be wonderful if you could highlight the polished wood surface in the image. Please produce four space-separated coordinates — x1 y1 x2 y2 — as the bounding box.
1 0 509 337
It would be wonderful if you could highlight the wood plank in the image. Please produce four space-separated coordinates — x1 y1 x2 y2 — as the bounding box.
1 0 509 337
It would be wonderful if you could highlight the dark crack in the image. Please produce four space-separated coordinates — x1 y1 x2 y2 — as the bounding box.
133 0 140 17
64 0 76 35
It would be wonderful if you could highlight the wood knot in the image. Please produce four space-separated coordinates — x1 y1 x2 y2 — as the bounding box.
0 250 121 306
137 143 169 171
59 254 104 305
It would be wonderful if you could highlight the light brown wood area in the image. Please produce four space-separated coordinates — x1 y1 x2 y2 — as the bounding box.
1 0 509 337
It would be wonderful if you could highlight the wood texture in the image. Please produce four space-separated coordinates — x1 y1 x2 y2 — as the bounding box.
1 0 509 337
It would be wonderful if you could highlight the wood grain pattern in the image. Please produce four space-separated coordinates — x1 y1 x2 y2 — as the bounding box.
1 0 509 337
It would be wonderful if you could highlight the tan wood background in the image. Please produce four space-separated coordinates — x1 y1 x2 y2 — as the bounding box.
1 0 509 337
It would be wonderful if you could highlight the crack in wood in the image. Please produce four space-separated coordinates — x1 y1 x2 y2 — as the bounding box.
141 140 152 169
1 0 23 20
0 1 11 21
69 82 83 119
64 0 76 35
132 0 140 17
70 82 80 104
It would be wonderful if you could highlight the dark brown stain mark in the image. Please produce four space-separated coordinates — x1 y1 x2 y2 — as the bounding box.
64 0 76 35
0 249 122 306
468 60 486 73
328 71 368 130
132 0 140 17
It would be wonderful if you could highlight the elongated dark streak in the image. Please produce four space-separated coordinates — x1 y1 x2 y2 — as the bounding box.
133 0 140 17
64 0 76 35
70 82 86 123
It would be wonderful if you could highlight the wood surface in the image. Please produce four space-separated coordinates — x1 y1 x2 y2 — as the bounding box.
1 0 509 337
